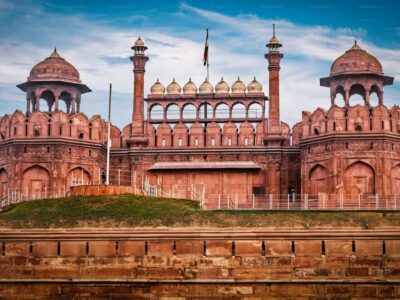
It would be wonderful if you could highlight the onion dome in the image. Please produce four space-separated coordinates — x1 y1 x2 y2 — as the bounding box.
247 77 263 93
330 41 383 76
183 78 197 94
28 48 81 84
199 78 214 94
150 78 165 95
166 78 181 94
231 77 246 93
215 77 230 94
134 36 145 47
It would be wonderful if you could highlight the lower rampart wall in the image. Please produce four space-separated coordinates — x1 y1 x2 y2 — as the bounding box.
0 228 399 298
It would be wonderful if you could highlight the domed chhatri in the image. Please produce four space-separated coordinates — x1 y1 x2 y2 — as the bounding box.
166 78 181 94
330 41 383 76
199 78 214 94
231 77 246 93
215 77 230 94
150 78 165 95
247 77 263 93
28 48 81 84
183 78 197 94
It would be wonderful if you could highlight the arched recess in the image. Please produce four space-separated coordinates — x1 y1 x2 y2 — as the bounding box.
345 161 375 194
149 104 164 120
309 164 330 195
166 104 180 120
391 164 400 195
59 91 72 112
0 168 8 197
182 103 196 119
334 86 346 107
39 90 56 111
349 84 366 106
231 102 246 118
248 103 263 118
22 165 51 198
369 85 380 107
199 103 212 119
67 167 91 188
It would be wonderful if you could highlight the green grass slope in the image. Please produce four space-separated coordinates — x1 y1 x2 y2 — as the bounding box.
0 194 399 228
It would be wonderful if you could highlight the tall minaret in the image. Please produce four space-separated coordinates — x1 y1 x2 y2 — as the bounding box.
130 37 149 139
265 24 283 135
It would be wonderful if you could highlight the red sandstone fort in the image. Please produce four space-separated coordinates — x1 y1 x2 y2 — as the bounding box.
0 30 398 209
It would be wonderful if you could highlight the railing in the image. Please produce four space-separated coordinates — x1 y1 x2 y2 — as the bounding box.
141 177 205 206
202 193 400 210
0 186 67 209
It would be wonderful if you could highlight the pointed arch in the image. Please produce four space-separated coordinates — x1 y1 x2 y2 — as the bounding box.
308 164 330 194
0 168 8 197
345 161 375 194
67 167 91 188
22 165 51 198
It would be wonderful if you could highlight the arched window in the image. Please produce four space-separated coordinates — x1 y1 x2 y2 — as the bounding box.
182 104 196 119
349 84 366 106
369 85 380 107
166 104 180 120
199 103 212 119
231 103 246 118
149 104 164 120
248 103 263 118
215 103 229 119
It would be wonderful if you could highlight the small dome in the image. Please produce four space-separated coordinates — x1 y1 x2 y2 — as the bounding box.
215 77 230 94
231 77 246 93
166 78 181 94
134 37 145 47
150 78 165 95
183 78 197 94
247 77 263 93
330 42 383 76
29 48 80 84
199 78 214 94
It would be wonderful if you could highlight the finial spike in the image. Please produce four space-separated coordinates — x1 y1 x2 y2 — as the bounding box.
54 47 57 52
273 23 276 37
355 39 357 45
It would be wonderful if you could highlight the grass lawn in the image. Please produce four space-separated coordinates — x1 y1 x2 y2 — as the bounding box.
0 194 399 228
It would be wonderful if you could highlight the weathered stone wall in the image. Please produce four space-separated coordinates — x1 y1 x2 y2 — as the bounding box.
0 229 399 298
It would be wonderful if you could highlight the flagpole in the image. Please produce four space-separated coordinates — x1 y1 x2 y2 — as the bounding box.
206 29 209 81
106 83 112 185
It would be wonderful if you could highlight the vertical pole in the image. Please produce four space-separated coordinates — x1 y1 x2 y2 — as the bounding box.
106 83 112 185
376 194 379 210
269 194 273 209
118 169 121 186
305 194 308 210
358 194 361 210
252 194 255 209
218 195 221 210
45 187 47 199
287 194 290 210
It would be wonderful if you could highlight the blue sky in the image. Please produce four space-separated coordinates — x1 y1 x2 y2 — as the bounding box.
0 0 399 128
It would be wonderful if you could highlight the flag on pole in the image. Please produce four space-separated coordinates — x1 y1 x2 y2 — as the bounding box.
203 29 209 66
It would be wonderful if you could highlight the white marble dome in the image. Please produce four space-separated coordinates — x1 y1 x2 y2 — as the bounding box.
166 78 181 94
247 77 262 93
150 78 165 95
199 78 214 94
215 77 230 94
231 77 246 93
183 78 197 94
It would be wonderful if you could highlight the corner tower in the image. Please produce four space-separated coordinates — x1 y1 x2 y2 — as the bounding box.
129 37 149 146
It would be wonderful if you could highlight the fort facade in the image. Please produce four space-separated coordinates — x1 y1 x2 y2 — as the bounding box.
0 31 398 209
